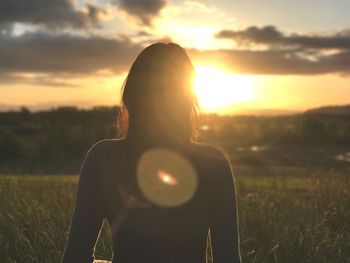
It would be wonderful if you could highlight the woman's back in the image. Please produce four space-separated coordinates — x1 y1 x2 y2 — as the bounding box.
62 42 241 263
62 139 240 263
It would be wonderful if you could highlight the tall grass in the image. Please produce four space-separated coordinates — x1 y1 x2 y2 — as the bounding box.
0 168 349 262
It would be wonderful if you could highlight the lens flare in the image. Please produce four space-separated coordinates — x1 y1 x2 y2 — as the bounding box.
157 170 178 186
137 148 198 207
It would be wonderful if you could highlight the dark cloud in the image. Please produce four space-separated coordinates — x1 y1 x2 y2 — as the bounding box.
0 73 78 87
0 23 14 35
118 0 167 25
189 48 350 75
217 26 282 45
0 0 105 28
0 28 349 79
216 25 350 50
210 25 350 75
0 32 142 74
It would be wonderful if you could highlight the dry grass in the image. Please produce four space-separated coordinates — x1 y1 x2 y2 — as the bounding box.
0 168 349 262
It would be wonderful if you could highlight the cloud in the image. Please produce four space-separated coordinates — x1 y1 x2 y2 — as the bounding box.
117 0 167 26
189 48 350 75
216 25 350 50
0 26 349 78
208 25 350 75
0 73 78 87
0 32 142 74
0 0 105 28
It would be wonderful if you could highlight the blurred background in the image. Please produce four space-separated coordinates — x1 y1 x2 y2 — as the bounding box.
1 0 350 173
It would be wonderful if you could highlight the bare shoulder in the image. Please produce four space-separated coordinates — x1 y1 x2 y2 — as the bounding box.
190 142 234 187
190 142 230 163
87 138 125 157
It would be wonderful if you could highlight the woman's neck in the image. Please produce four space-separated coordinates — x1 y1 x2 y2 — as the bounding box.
124 132 188 154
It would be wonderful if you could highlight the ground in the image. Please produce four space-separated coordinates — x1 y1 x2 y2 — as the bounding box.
1 165 349 262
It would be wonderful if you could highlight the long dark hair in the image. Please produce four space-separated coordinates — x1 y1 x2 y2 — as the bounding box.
117 43 198 146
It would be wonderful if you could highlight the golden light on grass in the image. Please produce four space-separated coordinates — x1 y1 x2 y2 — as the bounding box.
194 66 256 112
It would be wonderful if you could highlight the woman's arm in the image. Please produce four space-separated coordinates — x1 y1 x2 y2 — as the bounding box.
62 145 105 263
210 150 241 263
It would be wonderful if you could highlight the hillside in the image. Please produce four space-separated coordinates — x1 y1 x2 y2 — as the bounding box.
304 104 350 115
1 104 350 174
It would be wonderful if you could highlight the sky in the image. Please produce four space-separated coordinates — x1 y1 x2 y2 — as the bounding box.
0 0 349 114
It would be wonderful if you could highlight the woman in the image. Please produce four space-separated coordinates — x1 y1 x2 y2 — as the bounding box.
62 43 241 263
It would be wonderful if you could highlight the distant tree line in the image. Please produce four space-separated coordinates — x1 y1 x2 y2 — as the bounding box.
200 113 350 146
1 105 350 161
0 106 118 160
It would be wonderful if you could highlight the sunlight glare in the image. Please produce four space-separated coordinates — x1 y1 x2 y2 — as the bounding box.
194 66 255 112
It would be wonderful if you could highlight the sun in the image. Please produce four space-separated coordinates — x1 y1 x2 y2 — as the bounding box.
194 66 255 112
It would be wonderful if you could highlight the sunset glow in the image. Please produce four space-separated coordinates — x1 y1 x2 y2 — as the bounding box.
194 66 255 112
0 0 349 113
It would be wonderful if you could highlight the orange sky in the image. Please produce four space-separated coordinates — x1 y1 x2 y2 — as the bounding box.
0 0 350 114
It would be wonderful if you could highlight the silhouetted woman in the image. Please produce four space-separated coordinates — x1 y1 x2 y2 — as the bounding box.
62 43 241 263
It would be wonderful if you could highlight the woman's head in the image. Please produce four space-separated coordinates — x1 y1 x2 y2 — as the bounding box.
118 43 198 146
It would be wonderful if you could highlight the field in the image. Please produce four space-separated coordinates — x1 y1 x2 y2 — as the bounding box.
1 166 349 263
